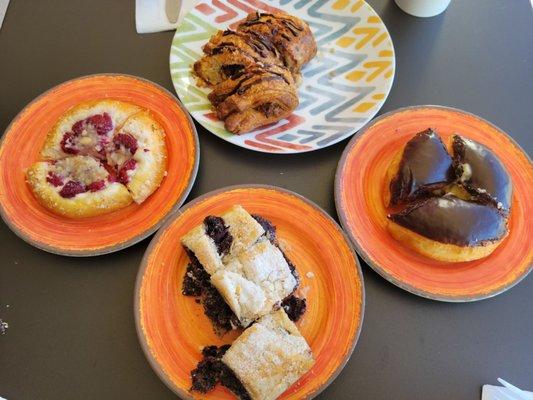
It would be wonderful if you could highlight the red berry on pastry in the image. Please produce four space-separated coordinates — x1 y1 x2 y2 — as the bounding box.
113 133 138 155
60 131 79 154
59 180 86 198
86 180 106 192
117 159 137 184
46 172 64 187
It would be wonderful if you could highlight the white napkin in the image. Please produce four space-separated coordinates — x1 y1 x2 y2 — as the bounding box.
0 0 10 30
483 379 533 400
136 0 196 33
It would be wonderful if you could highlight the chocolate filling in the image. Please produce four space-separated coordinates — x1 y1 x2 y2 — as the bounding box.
388 195 508 246
281 295 307 322
182 250 239 333
191 345 251 399
182 214 305 334
204 216 233 256
389 128 454 205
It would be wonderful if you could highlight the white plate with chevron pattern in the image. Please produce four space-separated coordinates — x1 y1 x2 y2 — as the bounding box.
170 0 395 153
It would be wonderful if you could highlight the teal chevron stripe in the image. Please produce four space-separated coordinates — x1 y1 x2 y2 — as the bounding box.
307 1 360 45
325 86 374 123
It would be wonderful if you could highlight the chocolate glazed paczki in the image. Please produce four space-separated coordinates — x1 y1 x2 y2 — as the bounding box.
386 129 512 262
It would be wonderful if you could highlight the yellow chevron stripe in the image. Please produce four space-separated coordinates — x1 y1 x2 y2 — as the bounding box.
332 0 350 10
363 61 391 82
346 70 366 82
352 27 380 49
337 37 356 48
351 0 364 12
354 102 376 112
372 32 388 47
379 50 394 57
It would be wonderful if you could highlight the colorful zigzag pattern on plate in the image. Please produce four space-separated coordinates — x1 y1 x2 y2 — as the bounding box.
170 0 395 153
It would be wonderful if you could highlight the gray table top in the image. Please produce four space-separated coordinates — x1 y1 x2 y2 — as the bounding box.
0 1 532 399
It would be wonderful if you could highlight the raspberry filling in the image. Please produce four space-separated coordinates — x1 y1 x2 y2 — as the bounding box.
60 113 113 156
86 180 106 192
113 133 138 155
59 181 86 198
46 172 64 187
117 159 137 184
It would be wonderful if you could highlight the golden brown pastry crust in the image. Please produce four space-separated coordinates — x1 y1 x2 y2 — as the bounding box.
387 219 506 262
41 100 141 160
28 100 167 218
237 12 317 73
209 65 298 134
26 156 132 218
193 11 316 134
222 309 314 400
107 110 167 204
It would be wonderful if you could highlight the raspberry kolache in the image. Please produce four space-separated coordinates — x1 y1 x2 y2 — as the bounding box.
27 100 167 217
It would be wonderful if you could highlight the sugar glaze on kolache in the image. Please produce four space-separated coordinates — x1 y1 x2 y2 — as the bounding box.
386 129 512 262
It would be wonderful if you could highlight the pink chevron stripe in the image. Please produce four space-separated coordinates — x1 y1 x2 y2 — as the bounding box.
196 3 215 15
244 140 283 151
227 0 256 14
213 0 238 23
239 0 284 14
254 115 312 151
203 112 219 121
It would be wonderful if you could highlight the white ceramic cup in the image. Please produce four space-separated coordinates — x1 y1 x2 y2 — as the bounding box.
394 0 452 17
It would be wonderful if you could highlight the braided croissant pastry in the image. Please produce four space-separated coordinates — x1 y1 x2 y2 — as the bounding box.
193 11 316 134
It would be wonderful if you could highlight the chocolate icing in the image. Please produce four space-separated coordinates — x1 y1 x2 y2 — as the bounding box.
452 135 512 212
389 195 507 246
389 128 453 205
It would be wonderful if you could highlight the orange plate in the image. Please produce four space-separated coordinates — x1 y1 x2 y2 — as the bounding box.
335 105 533 302
135 185 364 399
0 74 199 256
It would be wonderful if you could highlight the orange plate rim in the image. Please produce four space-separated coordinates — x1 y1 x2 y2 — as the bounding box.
0 73 200 257
133 184 366 400
334 104 533 302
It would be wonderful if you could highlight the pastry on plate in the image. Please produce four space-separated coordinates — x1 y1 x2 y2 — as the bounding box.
194 29 285 87
181 205 306 333
40 100 140 160
106 110 167 203
452 134 512 213
236 12 317 74
27 100 167 217
386 129 512 262
387 128 453 206
26 155 132 218
388 195 508 262
193 10 316 134
181 205 302 330
208 65 298 134
191 309 314 400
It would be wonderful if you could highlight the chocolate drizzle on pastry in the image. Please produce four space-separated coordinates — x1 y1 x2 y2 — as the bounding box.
389 128 453 205
389 195 508 247
193 10 316 133
452 135 512 213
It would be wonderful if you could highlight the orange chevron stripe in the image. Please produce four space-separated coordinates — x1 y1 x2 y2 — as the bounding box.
244 0 286 13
